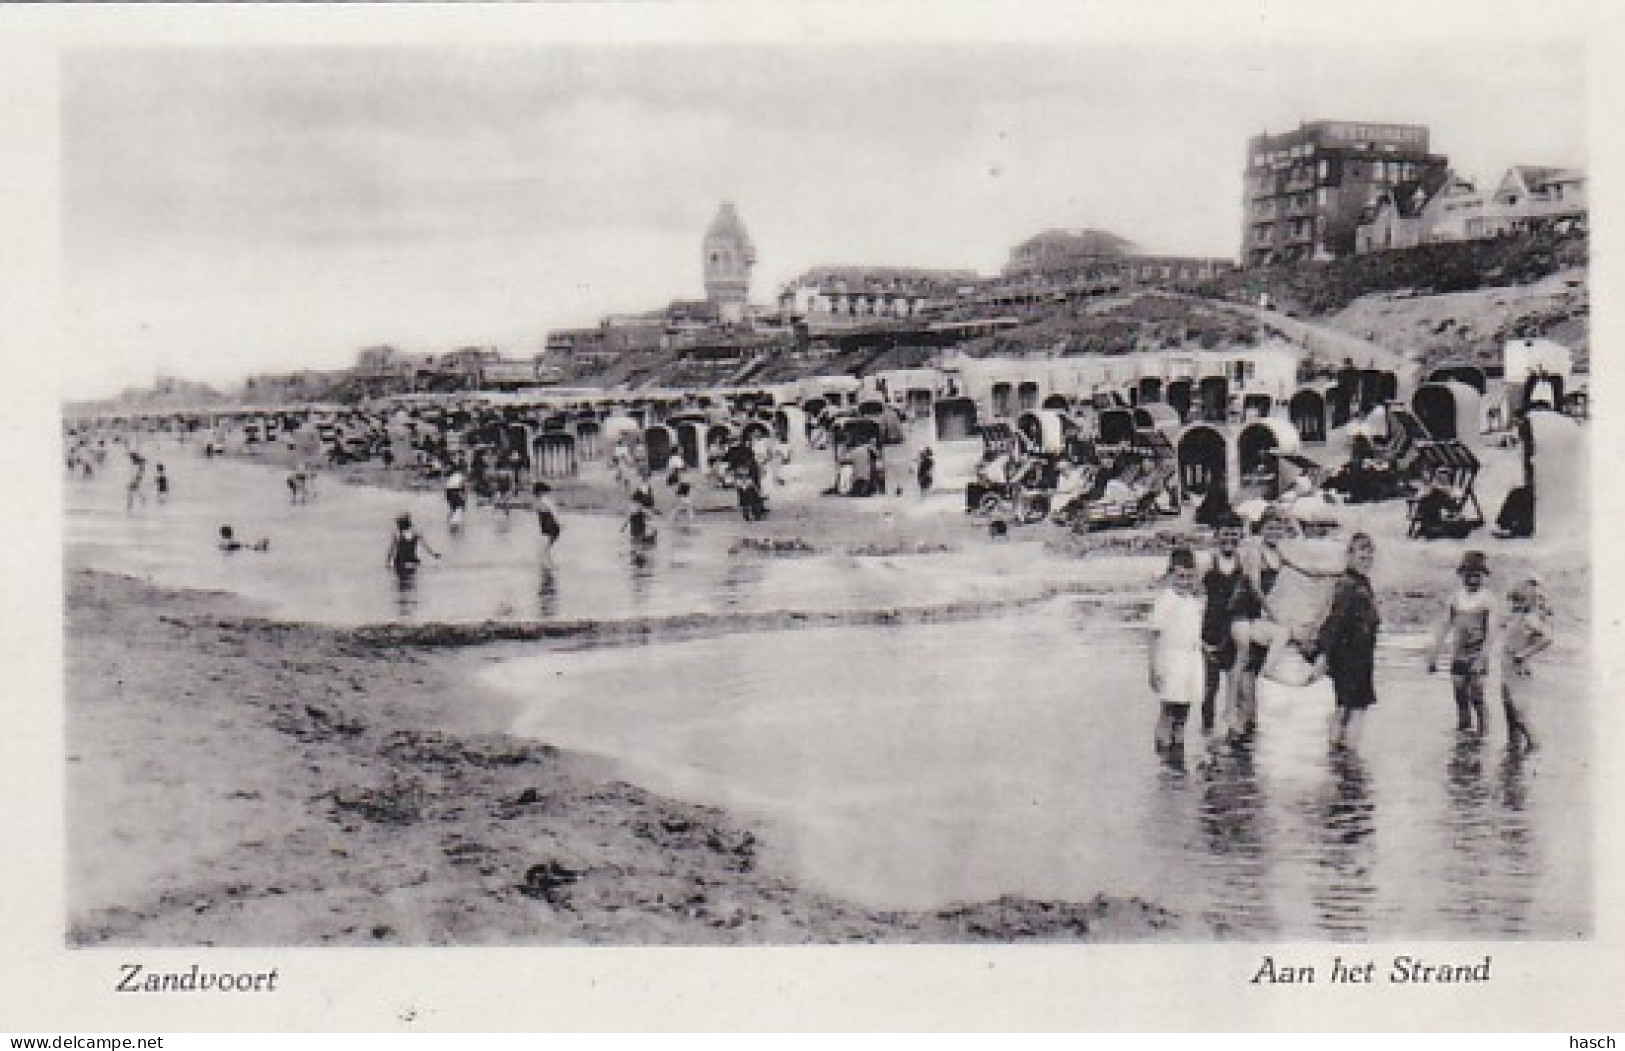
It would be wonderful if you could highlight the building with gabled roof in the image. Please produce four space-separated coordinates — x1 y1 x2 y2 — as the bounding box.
1354 167 1453 253
1242 119 1449 265
1481 165 1587 235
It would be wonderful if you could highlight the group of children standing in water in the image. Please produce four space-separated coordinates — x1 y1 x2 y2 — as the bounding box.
1150 516 1554 762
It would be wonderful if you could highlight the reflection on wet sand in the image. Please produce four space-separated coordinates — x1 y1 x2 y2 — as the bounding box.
1438 738 1538 936
1308 750 1378 939
391 567 420 619
1194 746 1279 936
536 568 559 621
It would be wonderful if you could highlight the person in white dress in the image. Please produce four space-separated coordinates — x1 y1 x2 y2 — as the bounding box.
1149 545 1206 759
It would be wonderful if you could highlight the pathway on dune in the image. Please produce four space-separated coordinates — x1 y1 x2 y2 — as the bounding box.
1210 299 1417 376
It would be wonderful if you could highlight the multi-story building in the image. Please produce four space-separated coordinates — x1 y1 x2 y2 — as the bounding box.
1242 120 1448 266
777 266 976 325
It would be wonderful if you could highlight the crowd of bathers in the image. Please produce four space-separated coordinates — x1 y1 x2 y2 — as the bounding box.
1148 517 1554 765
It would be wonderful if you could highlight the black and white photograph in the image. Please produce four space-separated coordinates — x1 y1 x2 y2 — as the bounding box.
6 0 1623 1033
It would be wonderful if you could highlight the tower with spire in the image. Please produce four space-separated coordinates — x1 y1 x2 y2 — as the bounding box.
702 201 756 325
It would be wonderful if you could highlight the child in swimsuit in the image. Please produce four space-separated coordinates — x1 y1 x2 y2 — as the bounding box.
1499 575 1552 754
1428 550 1497 734
533 482 561 571
623 501 659 547
385 513 440 574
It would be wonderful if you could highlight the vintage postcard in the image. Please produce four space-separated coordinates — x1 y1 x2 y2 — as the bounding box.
3 0 1622 1033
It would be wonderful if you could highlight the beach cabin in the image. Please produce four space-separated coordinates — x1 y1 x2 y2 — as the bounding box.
1017 409 1071 456
1237 418 1300 491
1526 410 1587 537
1177 425 1228 498
1289 388 1328 444
832 416 883 457
1357 370 1385 415
934 397 979 442
642 425 676 474
573 418 601 462
1167 379 1194 424
1137 377 1164 405
1411 382 1483 448
1134 403 1182 441
906 387 934 420
1017 381 1042 413
1427 363 1489 395
1328 384 1354 429
1097 407 1137 447
1198 377 1229 424
1501 341 1566 402
532 432 578 478
670 419 707 470
1241 393 1274 421
991 381 1015 419
1091 388 1129 411
822 382 861 408
1504 339 1572 416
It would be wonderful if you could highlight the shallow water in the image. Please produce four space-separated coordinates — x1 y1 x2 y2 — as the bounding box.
65 442 1151 626
484 603 1590 939
68 441 1592 939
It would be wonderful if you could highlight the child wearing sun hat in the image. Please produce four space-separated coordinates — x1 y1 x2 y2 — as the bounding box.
1428 550 1497 734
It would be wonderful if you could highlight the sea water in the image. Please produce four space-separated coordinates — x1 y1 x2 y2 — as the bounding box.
483 603 1589 939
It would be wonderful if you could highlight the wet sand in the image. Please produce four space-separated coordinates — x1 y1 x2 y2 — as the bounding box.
66 569 1188 945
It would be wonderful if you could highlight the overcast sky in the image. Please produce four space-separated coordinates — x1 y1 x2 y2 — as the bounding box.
60 33 1586 399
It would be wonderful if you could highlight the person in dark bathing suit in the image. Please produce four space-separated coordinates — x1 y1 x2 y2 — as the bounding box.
1313 532 1382 751
385 513 440 574
1199 512 1246 734
532 482 561 571
1226 508 1290 738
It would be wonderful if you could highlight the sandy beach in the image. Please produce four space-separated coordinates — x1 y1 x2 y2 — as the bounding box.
66 566 1197 946
63 411 1592 946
